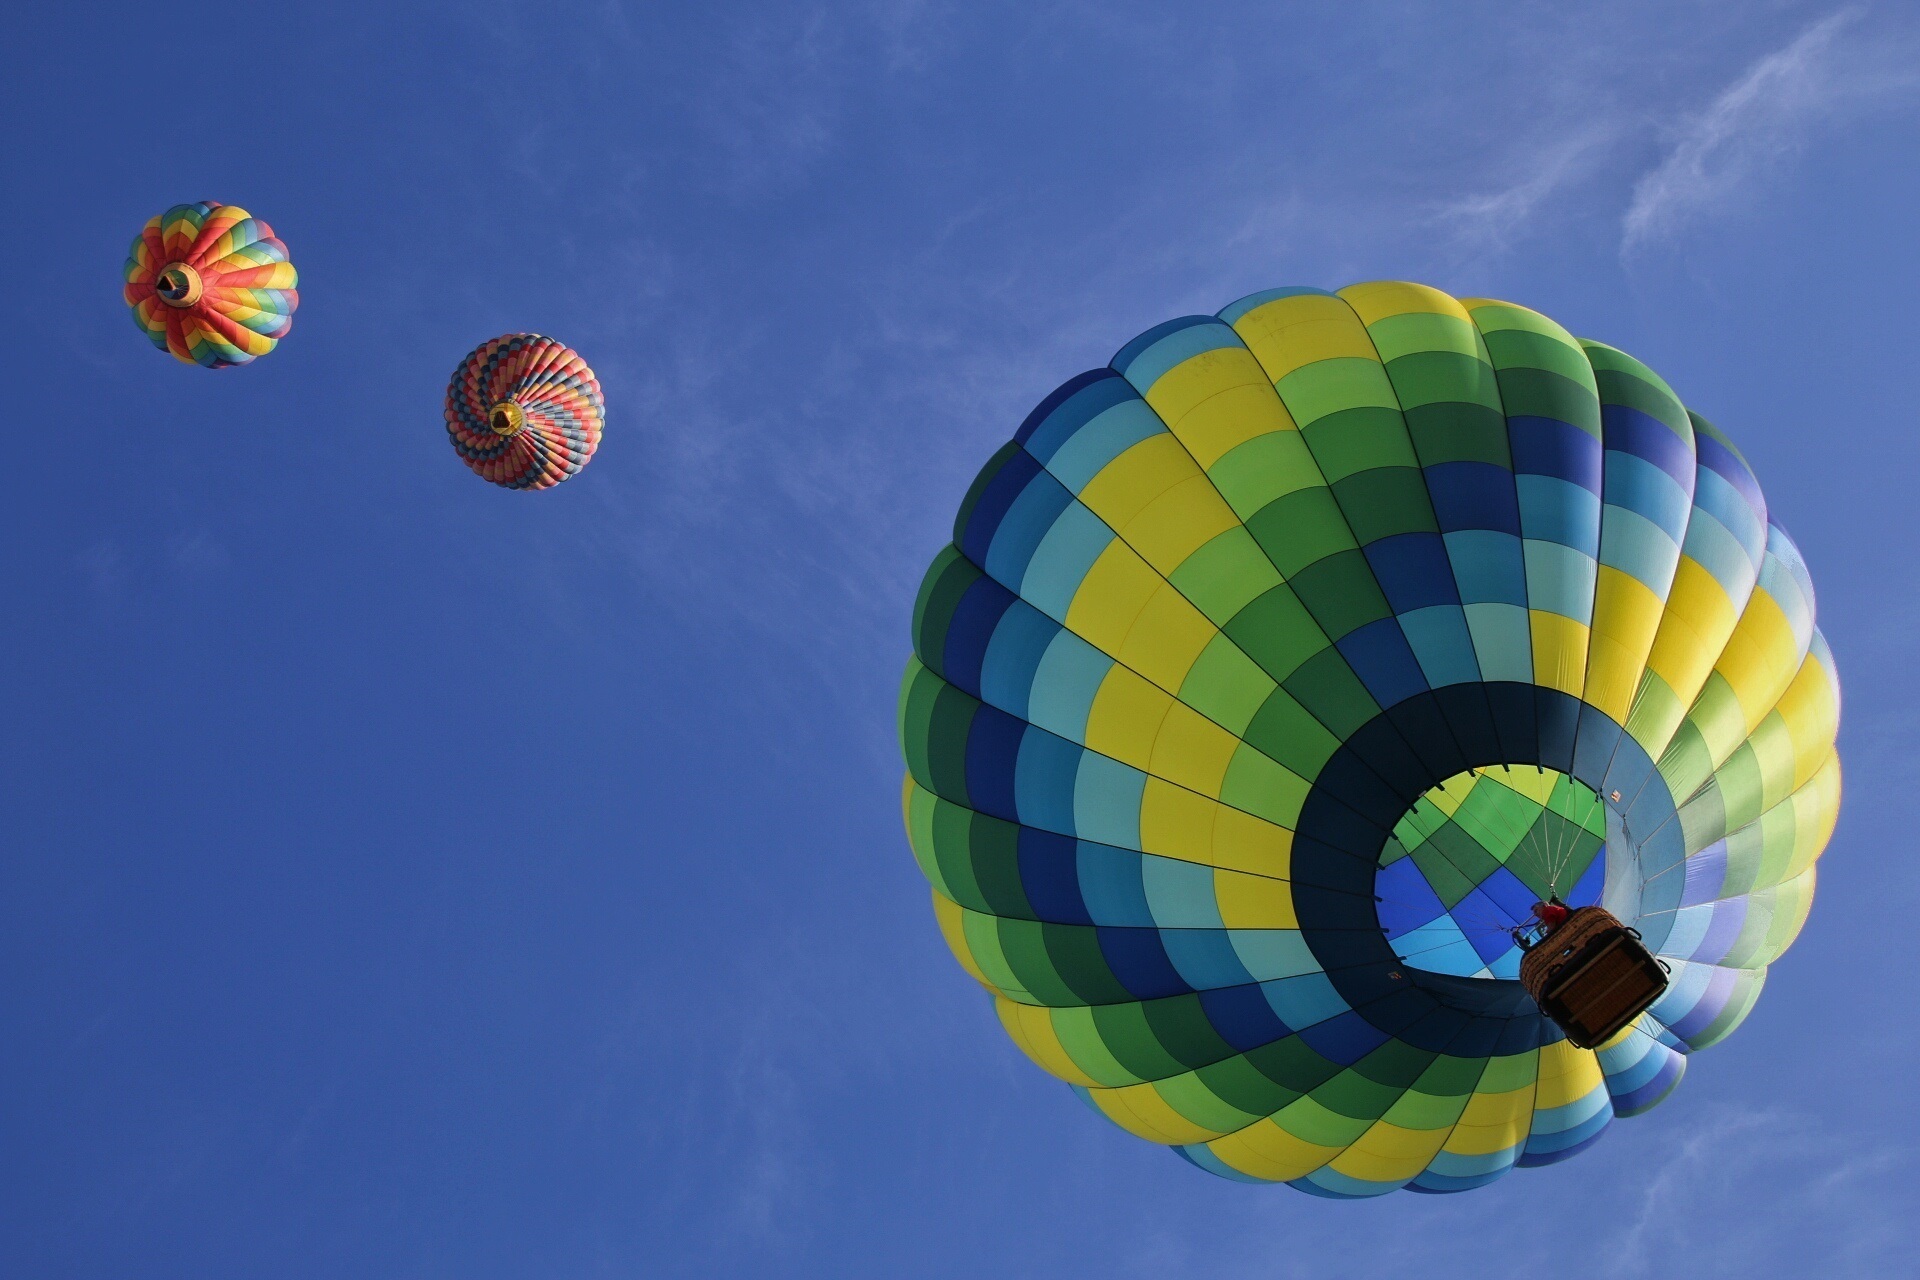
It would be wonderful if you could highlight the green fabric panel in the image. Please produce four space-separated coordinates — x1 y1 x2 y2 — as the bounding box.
1091 999 1202 1080
1593 368 1692 440
1413 1053 1491 1100
1155 1071 1266 1131
1403 401 1512 468
1380 350 1503 412
1479 327 1596 391
1307 1068 1402 1122
1476 1050 1539 1094
1288 549 1393 639
1194 1051 1305 1117
1382 1086 1472 1130
927 797 986 908
959 906 1032 1001
1365 310 1485 363
1489 366 1601 436
1039 923 1136 1005
1351 1040 1437 1089
1242 689 1345 781
1209 429 1326 516
1274 1094 1376 1146
1220 747 1310 827
1170 527 1284 623
1333 468 1440 542
1224 582 1334 681
964 809 1034 919
1283 646 1385 741
1048 1006 1139 1086
1243 1035 1344 1095
1246 487 1358 576
995 918 1083 1006
951 439 1025 542
911 544 972 666
1301 406 1419 480
1276 357 1400 427
1176 634 1276 736
1141 994 1242 1070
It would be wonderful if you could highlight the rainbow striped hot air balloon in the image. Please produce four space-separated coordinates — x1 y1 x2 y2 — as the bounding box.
899 282 1839 1197
444 335 604 490
123 202 298 368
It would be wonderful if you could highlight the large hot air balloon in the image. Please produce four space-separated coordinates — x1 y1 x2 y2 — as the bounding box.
123 202 298 368
445 334 604 490
899 282 1839 1196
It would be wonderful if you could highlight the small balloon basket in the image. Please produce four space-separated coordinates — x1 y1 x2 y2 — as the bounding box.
1520 907 1670 1049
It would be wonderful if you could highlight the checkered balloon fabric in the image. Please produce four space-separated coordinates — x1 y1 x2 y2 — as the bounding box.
899 282 1839 1197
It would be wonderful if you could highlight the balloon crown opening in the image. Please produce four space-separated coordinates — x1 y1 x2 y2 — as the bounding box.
155 263 203 308
489 400 527 437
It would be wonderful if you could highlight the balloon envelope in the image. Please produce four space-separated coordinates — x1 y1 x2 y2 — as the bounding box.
444 335 604 490
123 202 298 368
899 282 1839 1196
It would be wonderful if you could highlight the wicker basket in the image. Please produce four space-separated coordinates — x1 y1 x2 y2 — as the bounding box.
1519 906 1668 1049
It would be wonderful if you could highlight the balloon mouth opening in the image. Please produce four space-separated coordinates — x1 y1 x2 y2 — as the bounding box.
489 401 527 437
1375 766 1608 981
156 263 203 308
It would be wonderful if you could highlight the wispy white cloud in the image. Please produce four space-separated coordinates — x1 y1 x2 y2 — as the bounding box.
1623 7 1914 250
1434 125 1620 260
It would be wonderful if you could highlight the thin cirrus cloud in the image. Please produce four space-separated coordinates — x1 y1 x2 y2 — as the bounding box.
1623 6 1914 251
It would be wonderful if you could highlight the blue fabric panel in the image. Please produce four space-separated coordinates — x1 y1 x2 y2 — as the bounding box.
1016 826 1091 925
978 600 1058 721
982 466 1073 587
1602 404 1695 489
1335 617 1432 708
1045 399 1167 493
1097 926 1194 1000
1424 460 1522 536
1509 416 1603 491
1015 369 1132 453
1198 983 1293 1051
1013 728 1083 834
1017 502 1114 619
1446 531 1529 606
1366 532 1461 611
1075 842 1153 926
1517 474 1602 552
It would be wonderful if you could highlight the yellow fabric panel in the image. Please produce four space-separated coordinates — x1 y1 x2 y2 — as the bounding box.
1529 610 1590 699
1084 666 1173 770
1089 1081 1217 1145
995 998 1102 1088
1065 541 1161 655
1230 293 1377 384
1784 753 1841 881
1139 777 1221 864
1079 434 1199 539
1117 582 1220 690
1147 699 1241 795
1771 647 1840 790
1444 1082 1536 1156
1122 473 1243 573
1642 557 1740 735
1532 1040 1604 1112
1213 867 1298 928
1584 566 1665 721
1325 1120 1450 1183
1145 346 1299 468
931 891 994 989
1339 279 1467 324
1205 1119 1341 1182
1210 802 1294 878
1713 588 1804 737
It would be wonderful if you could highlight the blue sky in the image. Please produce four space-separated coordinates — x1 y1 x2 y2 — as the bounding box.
4 3 1917 1276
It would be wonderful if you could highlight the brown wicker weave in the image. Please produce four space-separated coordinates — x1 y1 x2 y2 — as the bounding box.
1519 906 1668 1049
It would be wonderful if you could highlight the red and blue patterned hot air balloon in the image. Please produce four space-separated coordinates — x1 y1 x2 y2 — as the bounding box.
445 335 604 490
123 202 298 368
